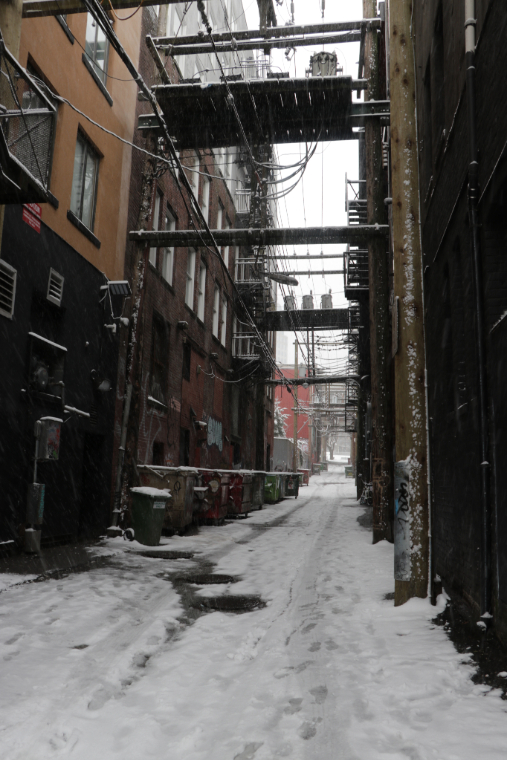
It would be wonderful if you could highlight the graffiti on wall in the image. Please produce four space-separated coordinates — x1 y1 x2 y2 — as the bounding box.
394 459 411 581
207 417 223 452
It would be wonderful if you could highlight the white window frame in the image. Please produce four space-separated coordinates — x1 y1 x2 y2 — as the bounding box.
185 249 196 308
197 262 206 321
85 13 110 85
223 218 230 268
220 295 227 345
201 173 211 224
212 285 220 337
149 191 161 267
161 207 176 284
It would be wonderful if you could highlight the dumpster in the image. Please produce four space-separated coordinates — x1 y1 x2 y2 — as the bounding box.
297 468 310 486
251 471 266 510
138 465 198 533
312 463 321 476
280 472 300 499
196 469 231 525
345 465 355 478
225 470 252 517
264 472 282 503
129 487 172 546
320 461 328 472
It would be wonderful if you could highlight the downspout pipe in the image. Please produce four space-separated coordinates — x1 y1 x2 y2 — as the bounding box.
465 0 492 623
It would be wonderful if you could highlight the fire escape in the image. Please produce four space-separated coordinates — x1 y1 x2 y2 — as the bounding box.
0 39 56 204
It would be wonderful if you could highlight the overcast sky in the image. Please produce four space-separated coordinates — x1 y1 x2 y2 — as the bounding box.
243 0 366 369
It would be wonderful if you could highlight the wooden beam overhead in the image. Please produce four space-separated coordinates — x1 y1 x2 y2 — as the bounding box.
154 18 382 48
22 0 178 18
158 32 362 57
129 225 389 247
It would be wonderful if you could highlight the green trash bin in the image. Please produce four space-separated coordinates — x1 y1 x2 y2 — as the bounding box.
264 473 281 503
129 487 172 546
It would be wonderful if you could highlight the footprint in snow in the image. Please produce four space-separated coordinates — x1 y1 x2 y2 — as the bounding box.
284 698 303 715
298 721 317 740
325 639 339 651
308 641 321 652
301 623 317 634
309 685 328 704
233 742 263 759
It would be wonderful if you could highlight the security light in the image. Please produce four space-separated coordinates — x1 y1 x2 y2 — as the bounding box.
100 281 131 297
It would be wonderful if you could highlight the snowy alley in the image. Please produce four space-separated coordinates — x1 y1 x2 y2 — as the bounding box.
2 464 507 760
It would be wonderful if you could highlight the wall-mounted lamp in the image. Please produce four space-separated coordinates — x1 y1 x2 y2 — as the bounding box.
100 280 131 297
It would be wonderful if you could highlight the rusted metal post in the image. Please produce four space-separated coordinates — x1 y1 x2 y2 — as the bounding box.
363 0 394 543
389 0 429 604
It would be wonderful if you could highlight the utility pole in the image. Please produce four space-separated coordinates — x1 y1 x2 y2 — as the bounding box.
389 0 429 604
363 0 394 543
293 340 298 472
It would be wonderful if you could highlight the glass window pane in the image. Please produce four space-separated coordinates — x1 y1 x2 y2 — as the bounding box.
70 134 85 218
81 149 97 229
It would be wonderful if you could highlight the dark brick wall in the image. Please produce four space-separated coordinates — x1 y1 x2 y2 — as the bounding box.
116 7 273 479
414 0 507 627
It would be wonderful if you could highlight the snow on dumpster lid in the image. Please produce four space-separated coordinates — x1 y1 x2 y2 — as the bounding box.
130 487 172 498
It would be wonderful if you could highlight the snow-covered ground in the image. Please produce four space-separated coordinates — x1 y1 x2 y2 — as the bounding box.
1 465 507 759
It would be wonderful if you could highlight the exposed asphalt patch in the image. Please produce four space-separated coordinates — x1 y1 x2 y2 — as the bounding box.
192 595 266 614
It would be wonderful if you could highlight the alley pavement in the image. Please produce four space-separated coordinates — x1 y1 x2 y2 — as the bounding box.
1 465 507 760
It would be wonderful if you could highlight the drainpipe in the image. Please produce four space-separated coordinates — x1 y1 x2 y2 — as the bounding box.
465 0 491 623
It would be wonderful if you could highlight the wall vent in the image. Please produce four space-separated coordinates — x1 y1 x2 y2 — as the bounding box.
0 260 17 319
47 268 64 306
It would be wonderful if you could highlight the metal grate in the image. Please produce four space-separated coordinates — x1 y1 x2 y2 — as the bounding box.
0 259 17 319
47 268 64 306
0 47 56 193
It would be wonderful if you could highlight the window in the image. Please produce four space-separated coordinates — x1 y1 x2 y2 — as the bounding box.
150 191 161 267
185 249 196 308
220 296 227 345
85 13 109 85
0 260 17 319
150 314 168 405
212 285 220 337
217 203 223 232
47 268 64 307
201 174 211 224
162 208 176 283
223 218 230 268
28 332 66 398
153 441 164 466
197 262 206 321
70 132 99 231
18 64 58 190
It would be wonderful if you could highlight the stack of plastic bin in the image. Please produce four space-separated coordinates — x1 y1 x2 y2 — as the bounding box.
250 471 266 510
196 469 231 525
264 472 282 503
225 470 252 517
137 465 198 533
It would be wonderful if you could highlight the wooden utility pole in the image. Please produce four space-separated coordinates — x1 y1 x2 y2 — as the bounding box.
363 0 393 543
389 0 429 604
